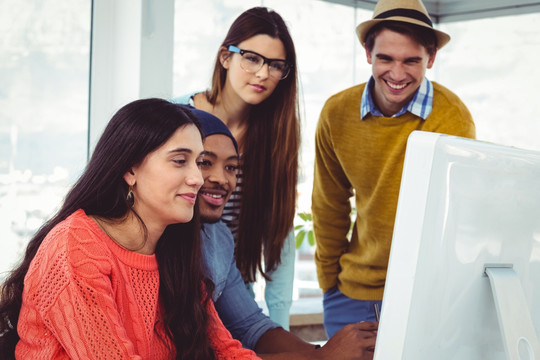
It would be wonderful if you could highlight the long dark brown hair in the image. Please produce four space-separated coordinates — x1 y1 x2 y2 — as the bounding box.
206 7 300 282
0 99 216 359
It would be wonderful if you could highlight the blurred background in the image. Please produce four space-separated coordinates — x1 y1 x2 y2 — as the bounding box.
1 0 539 313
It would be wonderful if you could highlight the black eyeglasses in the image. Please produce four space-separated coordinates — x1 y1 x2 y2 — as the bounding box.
228 45 291 80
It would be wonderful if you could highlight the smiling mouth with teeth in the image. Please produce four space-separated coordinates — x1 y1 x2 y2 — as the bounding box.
386 81 407 90
203 192 223 199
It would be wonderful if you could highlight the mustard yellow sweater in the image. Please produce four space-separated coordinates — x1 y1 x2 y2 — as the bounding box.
312 81 476 300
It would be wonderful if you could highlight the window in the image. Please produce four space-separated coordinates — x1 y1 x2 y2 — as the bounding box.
0 0 91 278
438 13 540 152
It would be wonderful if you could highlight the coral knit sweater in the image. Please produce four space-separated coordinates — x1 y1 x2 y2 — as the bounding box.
16 209 259 360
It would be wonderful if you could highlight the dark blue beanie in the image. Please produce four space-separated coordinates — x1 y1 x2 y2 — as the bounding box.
189 107 238 154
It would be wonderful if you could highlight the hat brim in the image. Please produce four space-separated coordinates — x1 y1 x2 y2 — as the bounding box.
356 18 450 50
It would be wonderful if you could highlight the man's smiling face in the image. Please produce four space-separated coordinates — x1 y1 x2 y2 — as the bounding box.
198 134 239 223
366 28 436 116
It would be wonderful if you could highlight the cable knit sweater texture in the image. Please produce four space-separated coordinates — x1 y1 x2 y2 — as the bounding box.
15 209 258 359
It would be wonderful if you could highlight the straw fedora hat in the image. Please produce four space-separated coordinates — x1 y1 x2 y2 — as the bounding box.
356 0 450 49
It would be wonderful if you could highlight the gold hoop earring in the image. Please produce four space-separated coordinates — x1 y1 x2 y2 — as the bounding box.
126 185 134 207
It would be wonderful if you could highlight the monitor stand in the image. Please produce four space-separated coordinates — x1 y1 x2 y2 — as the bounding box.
485 265 540 360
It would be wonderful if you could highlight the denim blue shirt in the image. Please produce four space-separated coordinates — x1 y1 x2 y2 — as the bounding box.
201 221 280 350
361 76 434 120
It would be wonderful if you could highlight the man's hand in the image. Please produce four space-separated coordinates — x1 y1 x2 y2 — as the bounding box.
255 322 378 360
317 322 378 360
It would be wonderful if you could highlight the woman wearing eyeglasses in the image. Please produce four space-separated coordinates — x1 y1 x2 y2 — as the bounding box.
173 7 299 332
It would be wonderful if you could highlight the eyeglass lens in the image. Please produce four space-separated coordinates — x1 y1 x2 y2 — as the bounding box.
240 52 289 79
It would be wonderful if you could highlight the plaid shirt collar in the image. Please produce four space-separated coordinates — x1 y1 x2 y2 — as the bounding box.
361 76 433 120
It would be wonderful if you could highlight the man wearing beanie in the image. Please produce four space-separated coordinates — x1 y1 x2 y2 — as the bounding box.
192 107 378 359
312 0 476 337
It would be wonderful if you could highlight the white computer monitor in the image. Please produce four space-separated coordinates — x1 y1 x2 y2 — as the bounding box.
374 131 540 360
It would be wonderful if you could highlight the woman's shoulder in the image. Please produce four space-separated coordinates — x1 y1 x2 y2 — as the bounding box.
39 209 102 250
23 210 113 303
170 91 202 106
35 210 113 276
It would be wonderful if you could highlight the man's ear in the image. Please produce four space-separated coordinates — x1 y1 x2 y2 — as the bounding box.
427 49 437 69
365 46 373 65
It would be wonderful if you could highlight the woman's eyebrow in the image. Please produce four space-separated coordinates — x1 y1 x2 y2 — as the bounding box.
168 148 193 154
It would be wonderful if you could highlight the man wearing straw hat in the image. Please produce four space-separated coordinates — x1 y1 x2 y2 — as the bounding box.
312 0 476 338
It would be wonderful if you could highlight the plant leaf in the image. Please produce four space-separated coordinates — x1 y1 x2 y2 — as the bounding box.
298 212 309 221
307 231 315 246
295 230 306 249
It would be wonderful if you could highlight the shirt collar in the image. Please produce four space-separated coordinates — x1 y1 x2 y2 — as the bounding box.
360 77 433 120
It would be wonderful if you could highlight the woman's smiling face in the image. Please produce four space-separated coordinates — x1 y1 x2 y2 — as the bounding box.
126 124 204 229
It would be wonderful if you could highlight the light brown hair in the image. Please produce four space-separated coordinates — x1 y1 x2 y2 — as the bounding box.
207 7 300 282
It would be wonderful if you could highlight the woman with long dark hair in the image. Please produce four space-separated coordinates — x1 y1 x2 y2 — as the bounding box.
0 99 258 359
173 6 299 329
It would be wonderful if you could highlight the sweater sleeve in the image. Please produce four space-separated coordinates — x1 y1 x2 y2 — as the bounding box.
206 299 261 360
17 225 143 359
169 91 198 106
429 82 477 139
312 100 355 292
262 229 295 330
